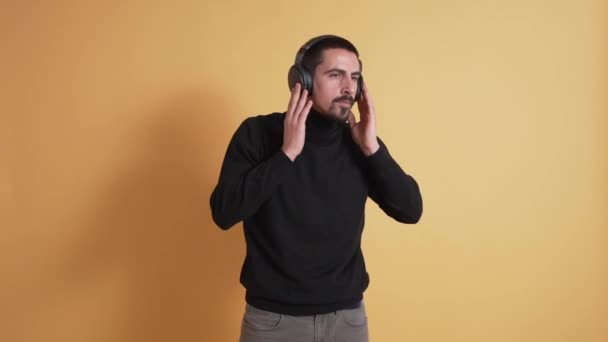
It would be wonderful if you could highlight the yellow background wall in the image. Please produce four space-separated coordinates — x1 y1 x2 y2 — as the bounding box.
2 1 607 341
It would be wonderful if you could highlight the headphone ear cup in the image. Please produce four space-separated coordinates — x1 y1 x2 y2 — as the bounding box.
355 76 363 101
301 67 313 94
288 65 303 91
288 65 313 94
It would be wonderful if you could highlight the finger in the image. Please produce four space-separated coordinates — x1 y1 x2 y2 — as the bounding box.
359 85 375 119
287 83 302 118
362 83 372 105
357 95 366 115
362 81 370 96
293 89 309 121
298 99 313 124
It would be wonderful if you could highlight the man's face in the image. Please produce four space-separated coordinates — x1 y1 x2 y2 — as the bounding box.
311 48 361 122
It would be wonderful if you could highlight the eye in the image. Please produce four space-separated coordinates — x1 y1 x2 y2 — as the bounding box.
330 73 341 78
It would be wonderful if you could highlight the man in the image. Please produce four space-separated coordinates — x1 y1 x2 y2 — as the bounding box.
210 35 423 342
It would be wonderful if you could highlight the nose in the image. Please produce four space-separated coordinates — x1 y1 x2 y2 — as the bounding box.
341 77 357 97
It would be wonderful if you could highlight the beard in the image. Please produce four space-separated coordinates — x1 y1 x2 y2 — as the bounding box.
325 97 354 122
331 104 351 121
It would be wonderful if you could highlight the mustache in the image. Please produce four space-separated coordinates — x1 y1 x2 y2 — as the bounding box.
333 96 354 104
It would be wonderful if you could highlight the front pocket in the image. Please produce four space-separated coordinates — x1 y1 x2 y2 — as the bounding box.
243 305 283 331
340 306 368 327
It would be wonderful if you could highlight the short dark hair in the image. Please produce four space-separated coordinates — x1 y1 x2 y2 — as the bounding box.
301 36 360 75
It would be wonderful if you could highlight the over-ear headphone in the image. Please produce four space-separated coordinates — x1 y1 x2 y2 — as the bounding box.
287 35 363 101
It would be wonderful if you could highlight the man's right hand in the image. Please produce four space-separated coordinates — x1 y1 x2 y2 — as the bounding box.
282 83 313 161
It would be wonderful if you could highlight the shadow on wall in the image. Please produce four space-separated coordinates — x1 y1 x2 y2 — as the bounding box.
70 90 246 342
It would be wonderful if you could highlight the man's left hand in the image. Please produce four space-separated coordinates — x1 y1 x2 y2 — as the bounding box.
348 82 380 157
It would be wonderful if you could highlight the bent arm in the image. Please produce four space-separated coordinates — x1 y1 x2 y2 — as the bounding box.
210 118 294 229
366 139 423 224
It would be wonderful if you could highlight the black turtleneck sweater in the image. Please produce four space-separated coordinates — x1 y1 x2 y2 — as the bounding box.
210 110 422 315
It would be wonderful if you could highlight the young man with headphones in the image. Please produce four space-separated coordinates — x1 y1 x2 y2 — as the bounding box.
210 35 423 342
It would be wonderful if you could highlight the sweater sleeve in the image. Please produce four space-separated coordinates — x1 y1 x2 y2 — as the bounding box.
365 138 423 224
210 117 294 230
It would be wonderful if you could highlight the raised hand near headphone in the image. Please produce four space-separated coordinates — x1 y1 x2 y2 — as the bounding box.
348 82 380 157
282 83 313 161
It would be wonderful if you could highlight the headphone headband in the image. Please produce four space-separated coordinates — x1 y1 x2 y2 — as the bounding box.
294 35 343 66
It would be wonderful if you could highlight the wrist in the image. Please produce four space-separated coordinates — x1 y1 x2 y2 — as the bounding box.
361 141 380 157
281 147 298 162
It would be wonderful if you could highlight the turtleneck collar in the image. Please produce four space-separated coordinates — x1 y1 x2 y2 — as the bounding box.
304 109 348 145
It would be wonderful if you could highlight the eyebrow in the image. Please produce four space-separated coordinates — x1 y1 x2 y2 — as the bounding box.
324 68 362 76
